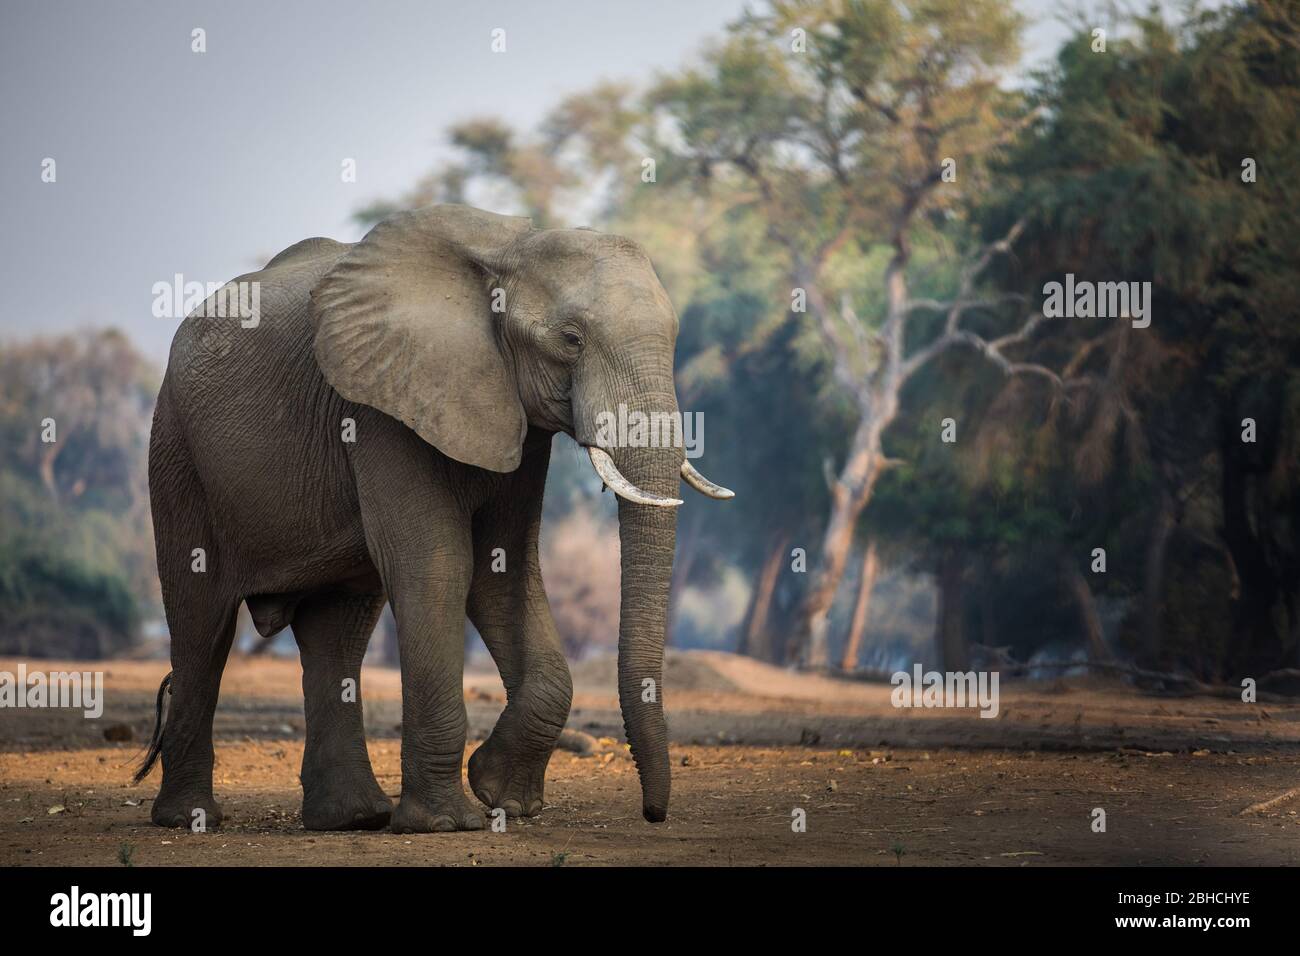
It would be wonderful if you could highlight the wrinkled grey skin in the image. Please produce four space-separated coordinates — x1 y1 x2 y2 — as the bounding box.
141 205 693 832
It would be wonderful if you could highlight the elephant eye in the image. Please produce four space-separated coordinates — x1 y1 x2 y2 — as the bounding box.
560 330 583 348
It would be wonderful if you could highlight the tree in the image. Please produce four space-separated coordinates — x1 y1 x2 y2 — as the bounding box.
0 329 160 656
981 2 1300 676
651 0 1111 666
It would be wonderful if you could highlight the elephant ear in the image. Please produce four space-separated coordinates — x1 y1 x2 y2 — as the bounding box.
310 205 532 472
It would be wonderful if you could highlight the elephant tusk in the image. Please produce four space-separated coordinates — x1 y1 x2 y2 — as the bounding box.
587 446 683 507
680 460 735 499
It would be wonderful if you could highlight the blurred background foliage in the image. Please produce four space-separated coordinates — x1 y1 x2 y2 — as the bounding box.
1 0 1296 683
0 330 157 656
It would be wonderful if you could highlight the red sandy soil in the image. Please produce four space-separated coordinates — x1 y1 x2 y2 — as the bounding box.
3 653 1299 866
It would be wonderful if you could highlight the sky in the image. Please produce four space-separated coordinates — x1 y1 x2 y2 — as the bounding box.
0 0 1182 362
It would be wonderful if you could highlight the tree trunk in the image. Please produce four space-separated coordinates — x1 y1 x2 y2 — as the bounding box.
839 541 879 672
738 533 788 663
978 563 997 647
790 420 888 666
38 443 60 501
1221 419 1282 676
1062 556 1111 663
935 551 968 671
1286 585 1300 669
790 247 908 667
1140 487 1175 663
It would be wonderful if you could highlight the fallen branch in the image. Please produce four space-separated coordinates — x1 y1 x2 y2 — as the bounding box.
1240 786 1300 816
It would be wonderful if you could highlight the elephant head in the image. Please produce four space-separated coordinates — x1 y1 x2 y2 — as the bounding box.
309 204 732 822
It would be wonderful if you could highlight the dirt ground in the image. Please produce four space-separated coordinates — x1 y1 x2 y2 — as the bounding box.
3 652 1300 866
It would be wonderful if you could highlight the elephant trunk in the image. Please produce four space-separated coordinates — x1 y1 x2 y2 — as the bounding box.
611 436 679 823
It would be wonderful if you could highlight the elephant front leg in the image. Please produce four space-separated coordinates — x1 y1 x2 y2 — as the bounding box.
467 572 573 818
386 563 485 834
349 409 485 833
465 437 572 819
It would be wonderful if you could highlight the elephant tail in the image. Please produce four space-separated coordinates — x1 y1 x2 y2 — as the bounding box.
133 672 173 783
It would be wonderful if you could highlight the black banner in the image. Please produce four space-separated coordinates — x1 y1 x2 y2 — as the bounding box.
0 866 1282 941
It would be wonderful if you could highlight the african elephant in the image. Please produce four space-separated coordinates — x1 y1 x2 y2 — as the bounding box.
136 204 731 833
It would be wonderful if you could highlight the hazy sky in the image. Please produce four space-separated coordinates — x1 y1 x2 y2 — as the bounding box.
1 0 1140 362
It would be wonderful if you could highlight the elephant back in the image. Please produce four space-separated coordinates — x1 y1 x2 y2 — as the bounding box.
162 236 354 421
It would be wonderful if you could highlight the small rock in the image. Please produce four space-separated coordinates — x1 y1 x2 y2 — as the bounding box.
555 729 599 756
103 724 134 743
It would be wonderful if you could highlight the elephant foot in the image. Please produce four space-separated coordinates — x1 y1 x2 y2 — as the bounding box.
391 788 486 833
301 775 392 831
468 733 550 818
151 789 223 830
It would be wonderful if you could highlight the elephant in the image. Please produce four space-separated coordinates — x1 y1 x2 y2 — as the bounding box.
135 204 732 833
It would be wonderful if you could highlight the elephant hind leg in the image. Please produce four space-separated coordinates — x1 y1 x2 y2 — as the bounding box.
148 399 240 830
150 597 239 830
291 588 392 831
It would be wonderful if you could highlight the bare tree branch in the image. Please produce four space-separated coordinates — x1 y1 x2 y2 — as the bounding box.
897 218 1046 384
801 278 872 408
943 218 1027 330
906 291 1028 316
900 325 1064 388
